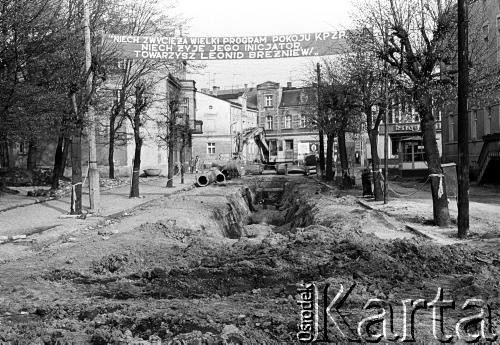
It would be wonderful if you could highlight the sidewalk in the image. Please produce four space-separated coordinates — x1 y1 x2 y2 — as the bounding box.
0 175 196 237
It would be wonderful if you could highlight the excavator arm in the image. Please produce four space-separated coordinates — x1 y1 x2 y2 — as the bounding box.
240 127 270 164
253 128 269 163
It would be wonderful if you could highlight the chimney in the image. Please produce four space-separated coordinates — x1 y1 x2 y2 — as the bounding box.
287 81 292 88
212 86 220 96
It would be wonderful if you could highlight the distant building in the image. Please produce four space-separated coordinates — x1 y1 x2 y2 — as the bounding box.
255 81 322 162
191 88 258 164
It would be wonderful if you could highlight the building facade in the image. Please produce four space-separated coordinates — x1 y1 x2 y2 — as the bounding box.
256 81 322 162
367 97 443 176
191 90 258 164
441 0 500 183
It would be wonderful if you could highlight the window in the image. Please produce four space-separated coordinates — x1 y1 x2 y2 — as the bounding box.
300 93 308 104
207 142 215 155
266 116 273 130
471 110 478 140
285 115 292 129
179 98 189 116
485 107 492 135
300 114 307 127
265 95 273 107
449 115 455 142
285 140 293 150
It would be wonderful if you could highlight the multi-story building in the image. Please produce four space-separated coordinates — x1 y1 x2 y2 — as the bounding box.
256 81 321 162
191 88 258 164
441 0 500 184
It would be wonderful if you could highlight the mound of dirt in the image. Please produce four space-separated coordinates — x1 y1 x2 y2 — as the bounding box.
137 219 195 242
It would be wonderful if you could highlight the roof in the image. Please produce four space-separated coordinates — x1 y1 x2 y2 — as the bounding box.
217 93 244 100
197 91 242 109
214 89 258 110
257 81 280 89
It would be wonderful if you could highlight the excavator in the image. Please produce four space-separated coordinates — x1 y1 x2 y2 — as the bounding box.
239 127 270 164
237 127 316 175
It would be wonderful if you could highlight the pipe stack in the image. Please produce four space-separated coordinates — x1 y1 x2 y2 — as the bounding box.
195 169 226 187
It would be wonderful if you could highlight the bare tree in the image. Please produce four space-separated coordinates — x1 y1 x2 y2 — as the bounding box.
156 86 192 188
127 82 149 198
341 40 389 199
317 59 363 187
97 0 185 180
352 0 457 226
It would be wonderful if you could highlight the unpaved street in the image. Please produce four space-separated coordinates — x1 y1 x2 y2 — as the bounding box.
0 176 498 344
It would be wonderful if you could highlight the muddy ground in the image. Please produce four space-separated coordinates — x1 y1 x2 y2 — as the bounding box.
0 176 498 344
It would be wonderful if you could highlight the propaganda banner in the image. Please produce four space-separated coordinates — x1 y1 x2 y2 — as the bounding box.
104 31 349 60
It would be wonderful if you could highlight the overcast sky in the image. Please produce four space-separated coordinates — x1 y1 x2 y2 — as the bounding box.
171 0 355 90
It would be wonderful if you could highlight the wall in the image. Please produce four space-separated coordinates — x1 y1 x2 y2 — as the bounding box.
192 92 234 163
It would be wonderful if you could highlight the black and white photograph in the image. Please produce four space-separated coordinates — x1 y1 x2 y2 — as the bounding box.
0 0 499 343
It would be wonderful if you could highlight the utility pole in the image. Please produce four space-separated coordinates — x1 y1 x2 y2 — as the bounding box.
383 86 389 204
457 0 469 238
317 63 325 178
383 35 389 204
83 0 100 213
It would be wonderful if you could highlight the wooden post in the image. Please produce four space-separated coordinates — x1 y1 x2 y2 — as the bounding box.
83 0 100 213
457 0 469 238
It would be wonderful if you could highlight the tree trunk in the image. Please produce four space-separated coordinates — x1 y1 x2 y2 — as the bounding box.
418 93 450 227
70 91 82 215
338 129 351 188
325 132 335 181
52 135 64 189
70 133 82 214
167 139 174 188
129 133 142 198
179 145 185 184
369 128 384 200
167 121 175 188
108 116 115 179
27 139 36 170
319 129 325 178
0 141 9 168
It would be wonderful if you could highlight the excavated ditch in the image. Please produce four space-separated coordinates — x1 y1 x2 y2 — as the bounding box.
5 177 500 344
43 178 316 301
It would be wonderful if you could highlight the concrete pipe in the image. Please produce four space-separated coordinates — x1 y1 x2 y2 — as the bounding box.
196 174 210 187
211 169 226 183
195 169 226 187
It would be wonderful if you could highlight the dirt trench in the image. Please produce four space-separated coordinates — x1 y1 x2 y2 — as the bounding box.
0 176 499 344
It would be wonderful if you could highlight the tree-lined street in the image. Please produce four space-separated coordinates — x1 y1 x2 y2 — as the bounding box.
0 0 499 343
